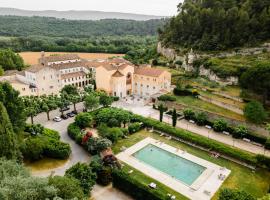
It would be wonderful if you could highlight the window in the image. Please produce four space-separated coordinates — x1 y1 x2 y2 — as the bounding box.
43 76 45 80
141 84 143 87
50 86 54 89
147 85 149 88
153 86 156 89
51 75 53 79
22 88 25 91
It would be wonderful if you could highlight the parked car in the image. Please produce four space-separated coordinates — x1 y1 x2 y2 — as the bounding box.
60 114 69 120
53 116 62 122
71 110 78 115
60 107 70 112
67 112 76 117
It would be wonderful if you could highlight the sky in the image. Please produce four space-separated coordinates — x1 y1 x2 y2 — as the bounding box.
0 0 182 16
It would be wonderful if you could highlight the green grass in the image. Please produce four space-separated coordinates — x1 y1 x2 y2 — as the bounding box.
113 130 270 200
173 95 245 121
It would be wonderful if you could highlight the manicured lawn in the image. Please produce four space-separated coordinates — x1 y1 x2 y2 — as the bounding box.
113 130 270 200
173 95 246 121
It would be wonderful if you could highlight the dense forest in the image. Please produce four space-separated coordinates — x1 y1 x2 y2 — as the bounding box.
159 0 270 51
0 15 164 54
0 35 157 54
0 16 165 37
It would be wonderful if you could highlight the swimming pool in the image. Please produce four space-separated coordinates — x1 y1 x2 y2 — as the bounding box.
133 144 206 185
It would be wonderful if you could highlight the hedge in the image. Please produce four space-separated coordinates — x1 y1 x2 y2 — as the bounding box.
157 95 176 102
128 123 142 134
183 109 267 146
44 140 71 159
132 114 270 168
68 123 83 144
112 170 168 200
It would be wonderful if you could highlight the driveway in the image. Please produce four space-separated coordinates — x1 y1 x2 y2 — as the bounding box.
30 102 91 177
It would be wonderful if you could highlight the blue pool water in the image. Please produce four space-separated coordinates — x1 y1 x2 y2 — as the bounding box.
133 144 206 185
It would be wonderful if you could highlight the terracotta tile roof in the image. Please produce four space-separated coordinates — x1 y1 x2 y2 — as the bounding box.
134 67 165 77
86 58 133 71
41 54 80 63
61 71 87 80
50 61 88 70
112 70 124 77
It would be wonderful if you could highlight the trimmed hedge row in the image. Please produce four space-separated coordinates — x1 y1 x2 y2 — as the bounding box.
183 109 268 145
132 114 270 169
67 123 83 144
112 170 168 200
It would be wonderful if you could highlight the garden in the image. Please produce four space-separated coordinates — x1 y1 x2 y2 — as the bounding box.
66 107 270 200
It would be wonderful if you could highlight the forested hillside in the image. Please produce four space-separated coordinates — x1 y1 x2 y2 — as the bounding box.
0 16 165 37
0 16 164 54
159 0 270 51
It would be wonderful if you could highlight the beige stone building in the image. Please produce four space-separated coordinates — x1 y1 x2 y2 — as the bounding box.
91 58 172 98
0 53 171 98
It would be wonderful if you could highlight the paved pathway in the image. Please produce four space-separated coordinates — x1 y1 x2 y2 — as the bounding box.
113 101 270 157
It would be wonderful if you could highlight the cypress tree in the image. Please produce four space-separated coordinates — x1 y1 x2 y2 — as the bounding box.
172 108 177 127
0 102 20 160
158 104 164 122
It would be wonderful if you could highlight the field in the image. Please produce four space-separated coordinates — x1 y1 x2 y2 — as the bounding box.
113 130 270 200
19 52 124 65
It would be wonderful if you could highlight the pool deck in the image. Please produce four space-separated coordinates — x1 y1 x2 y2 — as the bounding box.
116 137 231 200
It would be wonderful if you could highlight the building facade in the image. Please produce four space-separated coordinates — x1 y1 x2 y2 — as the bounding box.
0 53 171 98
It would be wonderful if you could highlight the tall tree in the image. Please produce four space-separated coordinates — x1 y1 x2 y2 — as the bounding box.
0 102 20 160
240 64 270 104
84 93 99 111
0 82 26 131
172 108 177 127
158 104 165 122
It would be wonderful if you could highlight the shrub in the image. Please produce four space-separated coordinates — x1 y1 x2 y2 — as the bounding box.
48 176 85 200
244 101 268 124
256 155 270 169
42 128 60 140
65 162 97 195
96 166 113 186
75 112 93 128
44 140 71 159
98 124 124 143
157 95 176 102
219 188 255 200
213 119 228 132
173 88 193 96
95 138 112 152
113 96 120 101
24 124 44 135
183 109 196 120
67 123 83 144
23 137 45 161
232 125 248 139
112 170 168 200
128 123 142 134
196 112 208 126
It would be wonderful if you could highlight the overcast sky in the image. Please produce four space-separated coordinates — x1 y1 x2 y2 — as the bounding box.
0 0 182 16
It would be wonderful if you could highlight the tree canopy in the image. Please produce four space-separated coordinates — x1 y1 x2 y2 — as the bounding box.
159 0 270 51
0 49 25 71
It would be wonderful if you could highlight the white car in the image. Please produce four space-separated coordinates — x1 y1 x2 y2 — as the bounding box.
53 116 62 122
